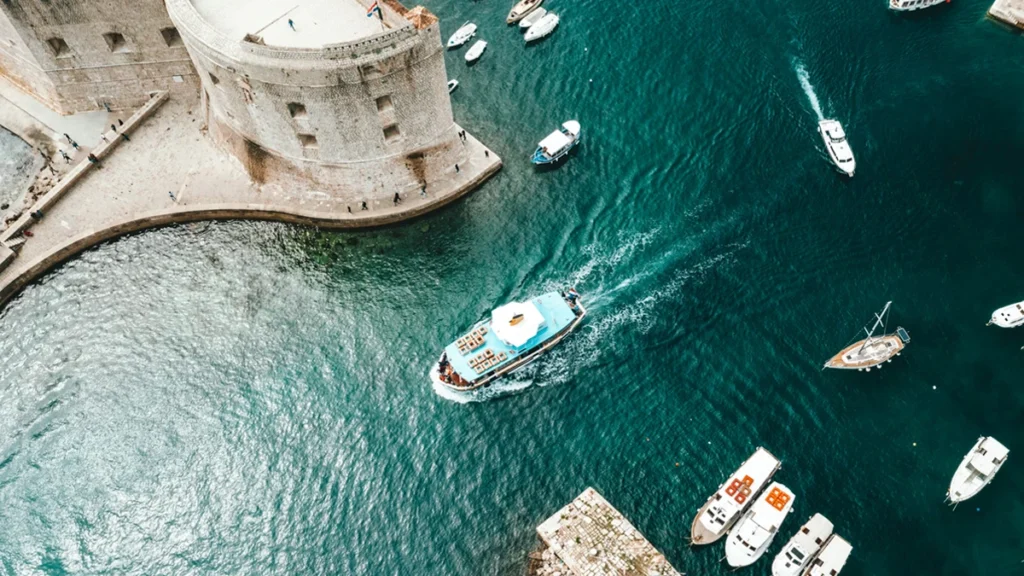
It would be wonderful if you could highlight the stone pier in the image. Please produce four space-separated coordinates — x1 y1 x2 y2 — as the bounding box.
528 488 683 576
988 0 1024 29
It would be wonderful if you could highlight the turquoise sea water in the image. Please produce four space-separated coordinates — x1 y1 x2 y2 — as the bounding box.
2 0 1024 573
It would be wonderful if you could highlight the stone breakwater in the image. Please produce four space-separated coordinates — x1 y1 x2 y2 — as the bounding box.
528 488 682 576
988 0 1024 29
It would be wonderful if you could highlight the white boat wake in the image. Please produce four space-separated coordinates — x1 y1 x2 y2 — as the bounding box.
794 60 824 121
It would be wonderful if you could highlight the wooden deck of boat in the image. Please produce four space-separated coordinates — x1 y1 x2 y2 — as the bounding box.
825 335 904 369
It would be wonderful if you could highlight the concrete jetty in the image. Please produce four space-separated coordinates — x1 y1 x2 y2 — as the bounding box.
528 488 683 576
988 0 1024 29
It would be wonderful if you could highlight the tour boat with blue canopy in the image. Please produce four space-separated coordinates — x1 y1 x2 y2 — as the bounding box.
531 121 581 166
431 290 586 391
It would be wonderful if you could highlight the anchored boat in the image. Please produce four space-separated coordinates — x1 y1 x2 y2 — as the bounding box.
430 290 586 392
725 482 796 568
447 79 459 93
447 22 477 49
519 7 547 29
772 513 834 576
465 40 487 63
987 300 1024 328
804 535 852 576
889 0 947 11
506 0 543 23
524 12 560 42
532 121 581 165
818 119 855 177
947 436 1009 504
824 301 910 371
690 447 781 545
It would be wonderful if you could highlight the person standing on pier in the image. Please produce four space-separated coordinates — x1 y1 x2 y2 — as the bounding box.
60 150 71 163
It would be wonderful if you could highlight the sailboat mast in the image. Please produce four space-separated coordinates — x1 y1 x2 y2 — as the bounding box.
858 301 892 354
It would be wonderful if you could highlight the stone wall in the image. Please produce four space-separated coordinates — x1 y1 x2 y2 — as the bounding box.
0 0 198 113
166 0 467 201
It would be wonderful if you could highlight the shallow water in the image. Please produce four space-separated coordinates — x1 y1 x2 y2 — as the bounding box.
2 0 1024 573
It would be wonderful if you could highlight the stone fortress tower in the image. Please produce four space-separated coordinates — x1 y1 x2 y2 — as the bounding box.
165 0 490 200
0 0 198 113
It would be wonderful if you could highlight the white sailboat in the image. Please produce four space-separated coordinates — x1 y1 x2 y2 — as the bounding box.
824 301 910 372
772 514 834 576
524 13 559 42
947 436 1009 504
446 22 477 49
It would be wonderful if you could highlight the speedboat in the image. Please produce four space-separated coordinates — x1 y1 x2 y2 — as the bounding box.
772 514 834 576
690 447 781 545
889 0 946 11
947 436 1009 504
818 119 855 176
464 40 487 63
506 0 543 24
803 535 852 576
531 121 581 165
524 12 559 42
519 7 547 29
446 22 476 49
725 482 796 567
430 290 586 392
447 79 459 93
987 300 1024 328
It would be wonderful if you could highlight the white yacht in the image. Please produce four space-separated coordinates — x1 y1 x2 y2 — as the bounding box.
947 436 1009 504
690 447 781 545
988 300 1024 328
889 0 946 11
447 79 459 93
506 0 543 23
446 22 477 49
519 7 547 29
464 40 487 63
725 482 796 567
803 535 852 576
524 13 559 42
772 514 834 576
818 119 855 177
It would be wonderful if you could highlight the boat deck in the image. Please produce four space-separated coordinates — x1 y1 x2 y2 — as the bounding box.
825 334 904 369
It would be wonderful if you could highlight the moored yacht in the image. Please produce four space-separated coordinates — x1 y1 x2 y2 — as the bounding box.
506 0 543 23
987 300 1024 328
532 121 581 165
464 40 487 63
947 436 1009 503
818 119 856 176
889 0 947 11
519 7 547 29
725 482 796 567
524 12 560 42
690 447 781 545
430 290 586 392
804 535 852 576
446 22 476 49
824 301 910 372
772 514 834 576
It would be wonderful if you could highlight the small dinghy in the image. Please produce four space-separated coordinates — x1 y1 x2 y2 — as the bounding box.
524 12 559 42
987 300 1024 328
818 119 855 177
519 7 547 29
464 40 487 63
532 120 580 165
446 22 476 49
506 0 543 24
947 436 1009 504
447 79 459 93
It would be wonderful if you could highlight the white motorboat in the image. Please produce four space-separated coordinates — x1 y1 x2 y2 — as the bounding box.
446 22 476 49
947 436 1009 504
464 40 487 63
519 7 547 29
987 300 1024 328
690 447 781 546
889 0 946 11
818 119 855 177
447 79 459 93
803 535 852 576
772 514 834 576
524 12 559 42
725 482 796 567
506 0 543 24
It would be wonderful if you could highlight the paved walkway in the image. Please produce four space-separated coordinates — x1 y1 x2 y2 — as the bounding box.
0 96 501 308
